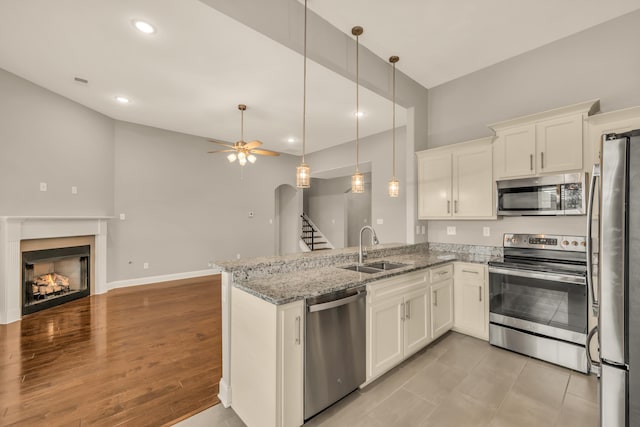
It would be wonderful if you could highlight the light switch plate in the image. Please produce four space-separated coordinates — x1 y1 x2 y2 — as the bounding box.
71 186 78 194
39 182 47 192
447 226 456 235
421 225 426 235
416 225 420 235
119 213 126 220
377 218 383 225
483 227 490 237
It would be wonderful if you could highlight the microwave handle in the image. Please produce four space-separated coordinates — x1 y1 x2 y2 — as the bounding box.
586 164 600 317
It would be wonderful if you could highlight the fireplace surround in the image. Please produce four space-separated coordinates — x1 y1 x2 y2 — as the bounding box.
0 217 109 324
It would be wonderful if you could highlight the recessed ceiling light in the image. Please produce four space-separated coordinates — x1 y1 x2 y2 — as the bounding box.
115 96 130 104
133 20 156 34
287 137 296 143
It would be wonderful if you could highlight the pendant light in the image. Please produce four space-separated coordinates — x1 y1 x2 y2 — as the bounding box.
296 0 311 188
388 55 400 197
351 26 364 194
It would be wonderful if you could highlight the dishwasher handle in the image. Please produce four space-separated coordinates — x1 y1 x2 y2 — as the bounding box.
307 291 366 313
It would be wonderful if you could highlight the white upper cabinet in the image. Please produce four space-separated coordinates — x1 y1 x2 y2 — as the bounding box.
417 137 494 220
491 99 599 179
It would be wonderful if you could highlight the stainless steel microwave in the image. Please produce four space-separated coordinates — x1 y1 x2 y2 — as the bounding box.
496 173 587 216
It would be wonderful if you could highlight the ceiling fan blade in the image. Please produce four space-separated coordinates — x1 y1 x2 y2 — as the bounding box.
251 149 280 157
207 139 236 148
207 149 235 154
244 140 263 150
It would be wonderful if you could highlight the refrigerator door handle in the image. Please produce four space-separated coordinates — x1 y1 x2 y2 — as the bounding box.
586 164 600 317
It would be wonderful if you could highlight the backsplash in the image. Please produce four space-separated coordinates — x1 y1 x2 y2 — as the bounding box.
428 242 503 257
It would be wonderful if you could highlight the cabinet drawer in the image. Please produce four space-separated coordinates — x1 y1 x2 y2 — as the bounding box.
367 270 427 303
429 264 453 283
454 263 486 281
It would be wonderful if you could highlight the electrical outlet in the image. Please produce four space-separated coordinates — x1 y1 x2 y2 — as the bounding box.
483 227 491 237
447 226 456 236
236 253 241 260
39 182 47 192
421 225 426 235
143 262 149 269
71 186 78 194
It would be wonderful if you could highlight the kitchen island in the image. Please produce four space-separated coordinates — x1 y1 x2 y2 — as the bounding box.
215 242 500 427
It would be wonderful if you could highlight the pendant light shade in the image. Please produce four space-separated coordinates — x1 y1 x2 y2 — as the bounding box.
351 26 364 194
388 55 400 197
296 0 311 188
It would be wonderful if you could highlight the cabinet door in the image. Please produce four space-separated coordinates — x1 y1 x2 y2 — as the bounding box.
494 125 536 178
455 281 487 340
452 145 494 218
430 279 453 340
417 151 452 218
368 295 404 379
403 287 430 357
277 301 304 427
536 114 583 173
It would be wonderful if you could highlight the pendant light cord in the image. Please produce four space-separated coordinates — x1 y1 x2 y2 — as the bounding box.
302 0 307 164
355 32 360 173
392 61 396 179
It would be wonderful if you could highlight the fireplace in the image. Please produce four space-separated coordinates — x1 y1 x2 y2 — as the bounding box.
22 245 90 315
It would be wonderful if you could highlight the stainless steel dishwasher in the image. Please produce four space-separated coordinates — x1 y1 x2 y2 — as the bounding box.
304 286 366 420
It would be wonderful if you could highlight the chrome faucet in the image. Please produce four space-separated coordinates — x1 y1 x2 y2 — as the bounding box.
359 226 379 264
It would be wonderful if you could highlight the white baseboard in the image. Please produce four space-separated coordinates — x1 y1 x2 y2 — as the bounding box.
218 379 232 408
106 268 222 291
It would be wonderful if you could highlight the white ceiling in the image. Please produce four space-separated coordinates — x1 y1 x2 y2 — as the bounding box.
0 0 406 156
1 1 639 158
308 0 640 88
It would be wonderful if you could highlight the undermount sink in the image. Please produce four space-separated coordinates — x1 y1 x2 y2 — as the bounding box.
340 265 383 274
364 261 408 271
340 260 408 274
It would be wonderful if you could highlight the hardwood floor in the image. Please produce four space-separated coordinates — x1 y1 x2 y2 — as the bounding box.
0 275 222 427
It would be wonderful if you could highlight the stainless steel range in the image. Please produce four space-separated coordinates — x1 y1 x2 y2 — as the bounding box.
488 233 589 372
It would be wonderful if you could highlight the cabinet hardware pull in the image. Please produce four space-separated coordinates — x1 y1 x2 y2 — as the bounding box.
434 291 438 307
462 269 478 274
295 316 301 345
530 154 533 171
438 271 448 276
401 302 405 321
406 301 411 319
454 200 458 213
447 200 451 214
541 152 544 169
479 286 482 302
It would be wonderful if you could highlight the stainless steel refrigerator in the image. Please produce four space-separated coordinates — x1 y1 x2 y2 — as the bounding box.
592 129 640 426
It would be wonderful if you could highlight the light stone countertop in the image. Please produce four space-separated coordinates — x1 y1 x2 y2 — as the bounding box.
224 246 501 305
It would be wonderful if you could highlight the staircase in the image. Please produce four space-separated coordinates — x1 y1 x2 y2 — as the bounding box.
300 213 334 252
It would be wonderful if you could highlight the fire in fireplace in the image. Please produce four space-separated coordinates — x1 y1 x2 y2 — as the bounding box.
22 245 90 315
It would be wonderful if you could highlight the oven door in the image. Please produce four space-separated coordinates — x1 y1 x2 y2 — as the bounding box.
488 266 587 345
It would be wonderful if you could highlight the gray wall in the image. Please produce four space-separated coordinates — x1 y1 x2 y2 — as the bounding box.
306 128 407 245
0 68 114 216
426 10 640 246
306 175 371 249
109 121 300 281
276 184 300 256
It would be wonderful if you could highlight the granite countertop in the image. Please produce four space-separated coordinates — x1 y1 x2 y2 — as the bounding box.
230 248 501 305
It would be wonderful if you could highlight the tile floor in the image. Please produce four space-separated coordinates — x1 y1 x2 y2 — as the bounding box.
184 332 600 427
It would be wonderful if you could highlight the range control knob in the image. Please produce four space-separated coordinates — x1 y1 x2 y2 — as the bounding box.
572 241 579 246
510 238 517 244
562 240 570 246
580 241 587 246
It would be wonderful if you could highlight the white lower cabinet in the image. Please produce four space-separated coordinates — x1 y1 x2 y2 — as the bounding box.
231 287 303 427
453 263 489 340
367 270 430 381
429 264 454 341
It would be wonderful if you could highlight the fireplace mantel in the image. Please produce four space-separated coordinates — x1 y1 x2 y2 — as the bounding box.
0 216 111 324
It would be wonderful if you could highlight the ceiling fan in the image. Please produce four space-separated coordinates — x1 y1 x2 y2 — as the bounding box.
208 104 280 166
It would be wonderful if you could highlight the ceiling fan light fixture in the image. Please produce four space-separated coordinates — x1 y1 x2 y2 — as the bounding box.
238 156 247 166
238 151 246 161
247 154 257 163
227 153 237 163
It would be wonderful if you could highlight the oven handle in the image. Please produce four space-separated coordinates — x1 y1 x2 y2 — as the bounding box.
586 165 599 317
488 266 586 285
